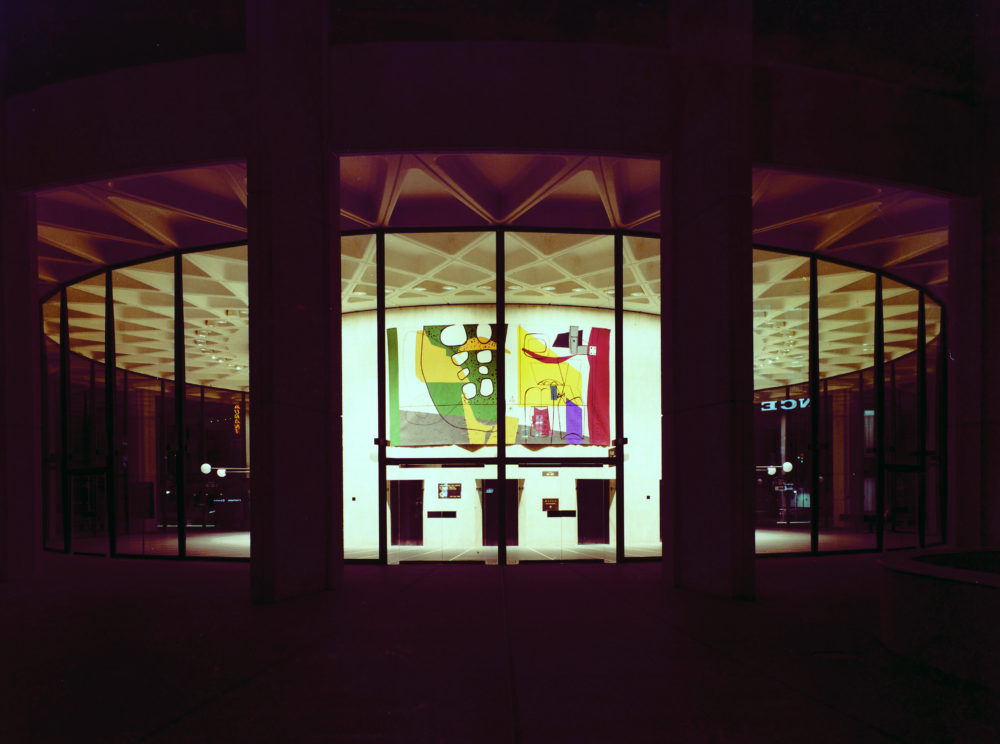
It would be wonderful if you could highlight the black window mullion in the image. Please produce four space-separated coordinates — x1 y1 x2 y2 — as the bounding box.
938 305 948 543
875 274 885 551
105 270 117 555
174 254 186 557
497 228 507 566
917 292 927 547
39 303 50 550
121 370 129 533
58 288 70 553
376 230 388 564
614 232 625 562
809 257 819 553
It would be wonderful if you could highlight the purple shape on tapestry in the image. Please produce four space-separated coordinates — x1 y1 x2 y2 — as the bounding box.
566 399 583 444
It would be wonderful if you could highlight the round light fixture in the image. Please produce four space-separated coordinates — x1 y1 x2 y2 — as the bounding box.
767 466 777 476
200 462 212 475
217 468 227 478
782 461 793 473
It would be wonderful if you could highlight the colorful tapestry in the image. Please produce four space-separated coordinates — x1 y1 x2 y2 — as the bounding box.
388 322 610 447
518 325 610 446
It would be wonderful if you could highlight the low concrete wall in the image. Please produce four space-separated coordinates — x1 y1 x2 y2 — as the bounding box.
881 549 1000 689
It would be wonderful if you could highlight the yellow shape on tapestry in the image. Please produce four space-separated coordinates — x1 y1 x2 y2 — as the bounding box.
518 326 583 408
415 331 464 383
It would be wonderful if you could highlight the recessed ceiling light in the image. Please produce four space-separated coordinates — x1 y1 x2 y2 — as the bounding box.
414 287 427 291
542 286 555 291
508 284 520 290
352 291 366 296
571 288 585 293
442 285 455 290
479 285 492 291
630 291 644 297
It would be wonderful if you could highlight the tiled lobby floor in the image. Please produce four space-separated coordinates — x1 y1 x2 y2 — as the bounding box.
3 552 997 743
70 529 924 562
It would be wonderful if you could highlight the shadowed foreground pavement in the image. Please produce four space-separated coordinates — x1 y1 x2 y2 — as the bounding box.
2 553 998 743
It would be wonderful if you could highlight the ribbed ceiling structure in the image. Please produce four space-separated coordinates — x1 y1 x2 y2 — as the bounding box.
35 157 949 392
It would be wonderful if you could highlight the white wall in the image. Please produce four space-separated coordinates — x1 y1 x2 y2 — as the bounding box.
341 305 662 553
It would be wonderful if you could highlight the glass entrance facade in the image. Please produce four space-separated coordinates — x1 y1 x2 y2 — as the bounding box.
38 236 946 563
341 229 662 563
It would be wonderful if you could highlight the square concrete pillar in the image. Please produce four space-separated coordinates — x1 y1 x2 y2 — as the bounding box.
662 8 755 598
0 187 41 582
947 198 984 548
247 0 342 602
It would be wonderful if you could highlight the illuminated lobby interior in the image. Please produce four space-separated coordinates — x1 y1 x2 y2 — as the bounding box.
3 1 1000 741
36 157 948 564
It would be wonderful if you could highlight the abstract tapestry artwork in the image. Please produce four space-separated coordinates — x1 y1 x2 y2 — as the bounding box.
388 322 610 447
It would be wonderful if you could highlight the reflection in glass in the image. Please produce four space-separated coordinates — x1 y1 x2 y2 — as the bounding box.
753 250 811 553
66 275 108 553
183 247 250 558
925 298 943 544
112 257 178 556
755 384 812 553
816 261 877 551
42 296 64 550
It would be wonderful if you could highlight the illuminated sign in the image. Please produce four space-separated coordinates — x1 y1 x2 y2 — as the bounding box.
760 398 810 412
542 498 559 511
233 403 241 435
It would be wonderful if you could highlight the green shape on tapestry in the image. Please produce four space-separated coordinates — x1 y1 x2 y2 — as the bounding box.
387 328 401 445
424 382 466 418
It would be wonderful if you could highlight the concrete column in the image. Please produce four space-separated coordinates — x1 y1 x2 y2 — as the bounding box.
1 7 43 581
0 188 41 580
663 2 754 598
947 198 983 548
977 0 1000 547
247 0 341 602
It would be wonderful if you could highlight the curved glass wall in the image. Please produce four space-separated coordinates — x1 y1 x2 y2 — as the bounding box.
753 247 945 554
41 239 945 562
42 246 251 559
